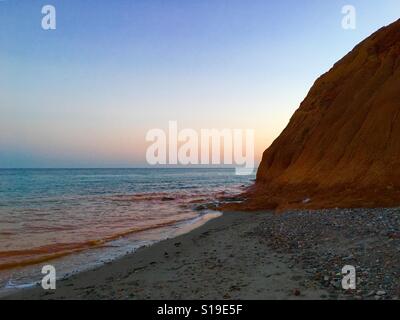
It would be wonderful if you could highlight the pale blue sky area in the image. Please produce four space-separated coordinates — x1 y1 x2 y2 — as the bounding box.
1 0 399 167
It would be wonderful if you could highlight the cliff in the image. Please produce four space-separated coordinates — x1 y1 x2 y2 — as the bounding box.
236 19 400 211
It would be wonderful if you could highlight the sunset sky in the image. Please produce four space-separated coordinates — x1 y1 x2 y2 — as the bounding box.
1 0 399 168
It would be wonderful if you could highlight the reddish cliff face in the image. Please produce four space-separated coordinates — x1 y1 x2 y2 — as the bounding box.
237 19 400 211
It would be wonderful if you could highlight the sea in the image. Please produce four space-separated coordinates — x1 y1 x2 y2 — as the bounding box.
0 168 254 294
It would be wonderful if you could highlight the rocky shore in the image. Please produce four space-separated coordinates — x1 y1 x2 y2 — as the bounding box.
253 208 400 300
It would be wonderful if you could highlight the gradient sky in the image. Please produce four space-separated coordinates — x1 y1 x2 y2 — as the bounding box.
1 0 399 168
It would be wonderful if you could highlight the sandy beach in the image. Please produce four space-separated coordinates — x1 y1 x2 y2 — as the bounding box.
4 212 325 300
5 209 400 300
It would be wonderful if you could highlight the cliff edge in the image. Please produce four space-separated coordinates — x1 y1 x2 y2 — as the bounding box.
237 19 400 211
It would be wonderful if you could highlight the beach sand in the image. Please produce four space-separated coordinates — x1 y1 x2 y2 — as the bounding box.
5 209 400 300
4 212 328 300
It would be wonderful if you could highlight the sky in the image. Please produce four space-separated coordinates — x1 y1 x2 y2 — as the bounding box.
0 0 399 168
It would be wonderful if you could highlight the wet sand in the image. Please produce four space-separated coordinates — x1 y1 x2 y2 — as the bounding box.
4 212 329 300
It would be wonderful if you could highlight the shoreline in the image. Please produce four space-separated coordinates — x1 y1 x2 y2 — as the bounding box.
4 209 400 300
4 211 329 300
0 211 222 297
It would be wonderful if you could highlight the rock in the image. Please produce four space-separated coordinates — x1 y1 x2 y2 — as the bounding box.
342 255 354 261
330 280 341 289
194 204 207 211
388 232 400 239
293 288 301 296
161 197 175 201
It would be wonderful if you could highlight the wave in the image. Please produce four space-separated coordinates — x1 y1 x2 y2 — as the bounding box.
0 219 183 271
0 186 245 273
108 187 245 203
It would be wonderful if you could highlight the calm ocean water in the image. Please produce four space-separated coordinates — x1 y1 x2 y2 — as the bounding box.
0 168 254 292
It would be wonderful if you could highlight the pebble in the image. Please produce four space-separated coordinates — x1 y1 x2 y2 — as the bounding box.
254 208 400 300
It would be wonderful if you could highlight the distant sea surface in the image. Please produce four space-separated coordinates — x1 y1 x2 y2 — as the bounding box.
0 168 254 292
